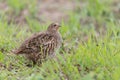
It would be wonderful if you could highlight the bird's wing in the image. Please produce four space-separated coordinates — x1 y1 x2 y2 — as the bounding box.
15 32 56 54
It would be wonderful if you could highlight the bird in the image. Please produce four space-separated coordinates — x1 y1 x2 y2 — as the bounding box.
13 23 62 64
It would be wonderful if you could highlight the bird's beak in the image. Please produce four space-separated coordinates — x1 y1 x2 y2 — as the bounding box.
56 25 61 31
58 25 61 27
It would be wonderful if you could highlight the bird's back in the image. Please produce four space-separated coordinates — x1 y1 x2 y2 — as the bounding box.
14 31 60 55
13 23 62 64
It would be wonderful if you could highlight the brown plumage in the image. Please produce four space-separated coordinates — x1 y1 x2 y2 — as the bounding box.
13 23 62 64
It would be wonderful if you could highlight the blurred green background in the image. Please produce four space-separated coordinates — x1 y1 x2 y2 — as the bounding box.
0 0 120 80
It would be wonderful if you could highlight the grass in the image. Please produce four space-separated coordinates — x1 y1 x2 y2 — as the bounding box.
6 0 37 15
0 0 120 80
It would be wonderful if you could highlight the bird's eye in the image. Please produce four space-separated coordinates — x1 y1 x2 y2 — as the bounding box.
53 24 57 27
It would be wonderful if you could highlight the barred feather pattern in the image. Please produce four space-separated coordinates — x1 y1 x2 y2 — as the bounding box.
14 32 62 64
14 23 62 64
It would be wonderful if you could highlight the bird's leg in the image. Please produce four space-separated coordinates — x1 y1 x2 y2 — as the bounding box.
49 53 59 62
49 52 56 58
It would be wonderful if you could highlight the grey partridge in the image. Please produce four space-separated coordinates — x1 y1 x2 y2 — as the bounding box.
14 23 62 64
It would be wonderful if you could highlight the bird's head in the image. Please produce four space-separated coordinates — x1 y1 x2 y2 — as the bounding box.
47 23 61 33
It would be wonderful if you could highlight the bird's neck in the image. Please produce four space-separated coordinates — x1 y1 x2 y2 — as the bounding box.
47 30 58 35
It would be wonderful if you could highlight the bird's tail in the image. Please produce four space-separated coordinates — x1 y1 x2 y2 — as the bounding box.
11 49 22 54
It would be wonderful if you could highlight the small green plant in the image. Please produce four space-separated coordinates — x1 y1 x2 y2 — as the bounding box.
0 52 4 62
0 0 120 80
6 0 37 16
